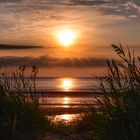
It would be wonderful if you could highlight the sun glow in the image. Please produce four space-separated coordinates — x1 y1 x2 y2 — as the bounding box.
56 29 77 47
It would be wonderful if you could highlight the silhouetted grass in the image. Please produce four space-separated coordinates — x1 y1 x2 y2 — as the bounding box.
0 65 52 140
75 44 140 140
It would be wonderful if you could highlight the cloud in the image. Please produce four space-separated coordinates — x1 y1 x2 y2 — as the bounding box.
0 0 140 45
0 44 44 49
0 56 107 68
62 0 140 19
64 0 112 6
93 1 140 19
0 0 23 2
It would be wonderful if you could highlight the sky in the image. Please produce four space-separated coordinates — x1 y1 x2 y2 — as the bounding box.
0 0 140 77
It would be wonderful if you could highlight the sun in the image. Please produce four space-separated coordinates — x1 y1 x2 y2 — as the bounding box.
56 29 76 47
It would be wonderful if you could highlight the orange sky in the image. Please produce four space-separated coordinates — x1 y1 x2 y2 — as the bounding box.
0 0 140 77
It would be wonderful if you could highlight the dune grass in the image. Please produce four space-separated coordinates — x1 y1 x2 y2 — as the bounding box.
75 44 140 140
0 65 52 140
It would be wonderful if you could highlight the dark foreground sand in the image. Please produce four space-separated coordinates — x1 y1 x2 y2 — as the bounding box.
43 131 94 140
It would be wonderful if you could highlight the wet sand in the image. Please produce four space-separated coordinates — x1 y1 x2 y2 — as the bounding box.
29 90 99 115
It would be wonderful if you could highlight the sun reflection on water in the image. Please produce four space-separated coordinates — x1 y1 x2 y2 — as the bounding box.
63 97 70 108
61 114 72 121
54 114 75 124
63 97 70 104
60 78 74 91
50 113 82 125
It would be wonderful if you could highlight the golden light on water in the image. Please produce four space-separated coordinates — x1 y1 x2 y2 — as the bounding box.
61 79 73 91
53 114 81 124
63 97 70 108
61 114 72 122
56 29 77 47
63 97 70 104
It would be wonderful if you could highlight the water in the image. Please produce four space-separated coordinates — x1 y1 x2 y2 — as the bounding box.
36 77 98 92
35 77 99 123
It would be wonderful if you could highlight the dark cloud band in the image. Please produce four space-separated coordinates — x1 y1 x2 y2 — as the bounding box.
0 44 44 49
0 0 23 2
0 56 107 68
0 0 139 5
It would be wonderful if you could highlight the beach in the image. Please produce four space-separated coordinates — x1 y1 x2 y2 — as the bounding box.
36 91 98 124
29 77 99 123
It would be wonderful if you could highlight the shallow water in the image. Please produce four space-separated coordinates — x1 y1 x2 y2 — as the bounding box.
36 77 99 123
47 113 82 124
39 95 98 123
39 96 97 105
